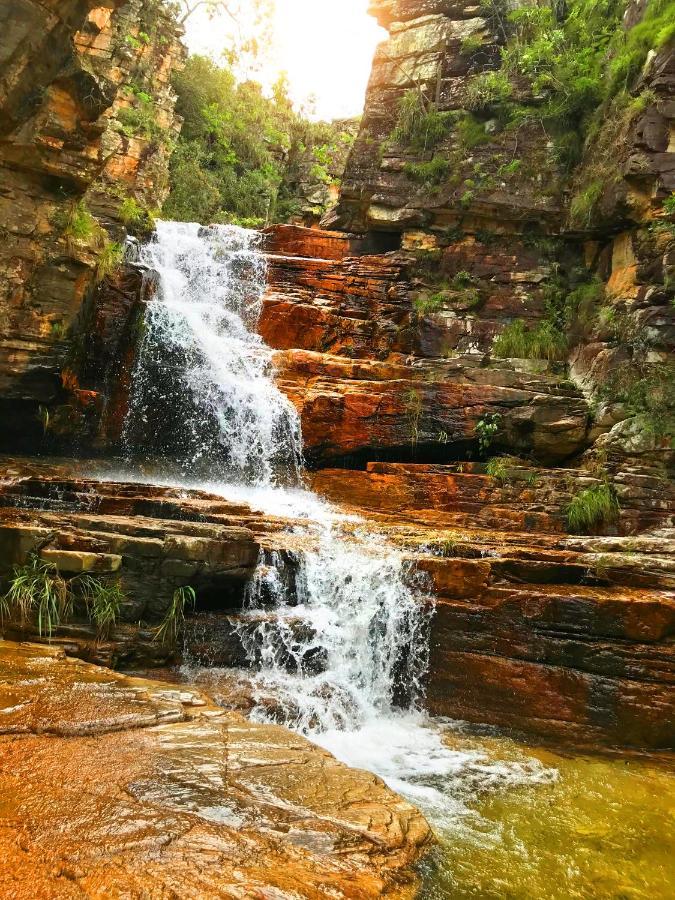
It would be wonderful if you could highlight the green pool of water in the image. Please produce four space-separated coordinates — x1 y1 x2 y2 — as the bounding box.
419 728 675 899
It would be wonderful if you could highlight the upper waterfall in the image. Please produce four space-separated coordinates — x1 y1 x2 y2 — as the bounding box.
123 221 303 486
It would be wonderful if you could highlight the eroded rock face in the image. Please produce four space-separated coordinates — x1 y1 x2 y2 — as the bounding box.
1 458 673 749
0 0 183 451
310 463 675 749
0 641 431 897
261 227 592 465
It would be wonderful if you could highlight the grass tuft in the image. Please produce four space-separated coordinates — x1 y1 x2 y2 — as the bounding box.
75 575 125 638
153 585 196 646
492 319 568 360
566 482 619 533
2 556 71 637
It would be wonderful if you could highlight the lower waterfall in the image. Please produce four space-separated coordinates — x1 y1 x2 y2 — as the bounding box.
124 221 552 833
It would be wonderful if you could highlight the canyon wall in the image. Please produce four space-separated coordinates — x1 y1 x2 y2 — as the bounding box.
320 0 674 469
0 0 183 452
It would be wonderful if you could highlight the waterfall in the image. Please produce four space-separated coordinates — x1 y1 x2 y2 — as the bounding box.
124 221 551 832
124 221 302 486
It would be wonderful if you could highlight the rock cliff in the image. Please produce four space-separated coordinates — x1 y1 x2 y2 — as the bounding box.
0 0 183 452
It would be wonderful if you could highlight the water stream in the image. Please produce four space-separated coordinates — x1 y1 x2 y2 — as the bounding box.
122 222 675 897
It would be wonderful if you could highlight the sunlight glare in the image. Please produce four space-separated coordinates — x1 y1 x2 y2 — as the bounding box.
182 0 386 120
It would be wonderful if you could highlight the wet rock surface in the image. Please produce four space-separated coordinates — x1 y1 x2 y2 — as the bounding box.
0 640 431 898
0 456 673 749
311 463 675 749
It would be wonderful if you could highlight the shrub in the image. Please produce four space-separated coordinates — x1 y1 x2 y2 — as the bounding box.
464 70 512 112
566 482 618 533
476 413 501 455
154 585 196 646
492 319 568 360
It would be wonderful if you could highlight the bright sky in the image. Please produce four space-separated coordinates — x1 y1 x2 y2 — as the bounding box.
182 0 386 121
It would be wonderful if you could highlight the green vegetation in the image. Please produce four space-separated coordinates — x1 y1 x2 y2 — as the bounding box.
601 361 675 442
95 241 125 283
404 156 450 186
606 0 675 96
476 413 501 455
413 271 483 315
486 456 512 483
75 575 125 639
464 70 512 112
1 556 71 638
62 200 98 245
492 319 568 360
569 179 604 229
1 559 128 640
663 193 675 216
391 89 452 150
456 113 490 149
117 197 155 233
566 482 619 533
154 585 196 646
164 56 354 226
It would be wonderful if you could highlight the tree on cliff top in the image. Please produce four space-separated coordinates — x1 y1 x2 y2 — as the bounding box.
163 55 352 227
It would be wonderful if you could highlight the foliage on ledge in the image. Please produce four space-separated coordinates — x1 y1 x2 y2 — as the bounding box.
163 56 355 227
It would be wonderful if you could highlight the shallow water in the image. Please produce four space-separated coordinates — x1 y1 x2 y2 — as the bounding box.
414 725 675 899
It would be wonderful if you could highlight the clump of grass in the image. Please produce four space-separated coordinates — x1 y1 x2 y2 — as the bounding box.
63 200 98 245
492 319 568 360
485 456 512 483
1 555 71 637
153 585 196 646
404 156 450 186
392 89 451 150
569 179 604 229
456 113 490 149
464 70 512 112
95 241 125 283
566 483 619 534
75 575 125 638
460 34 484 56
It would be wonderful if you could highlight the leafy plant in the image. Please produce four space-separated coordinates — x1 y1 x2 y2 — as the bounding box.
75 575 125 639
404 388 423 448
2 556 71 637
476 413 501 455
566 482 619 533
153 585 196 646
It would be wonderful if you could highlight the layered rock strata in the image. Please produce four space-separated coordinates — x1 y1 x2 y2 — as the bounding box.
0 0 183 451
1 458 673 749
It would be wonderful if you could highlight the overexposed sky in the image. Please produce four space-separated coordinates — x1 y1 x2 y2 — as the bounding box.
182 0 385 120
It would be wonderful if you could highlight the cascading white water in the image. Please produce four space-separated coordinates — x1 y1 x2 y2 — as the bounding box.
125 221 554 835
124 221 302 485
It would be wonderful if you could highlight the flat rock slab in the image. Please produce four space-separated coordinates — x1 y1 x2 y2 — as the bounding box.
0 641 431 898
